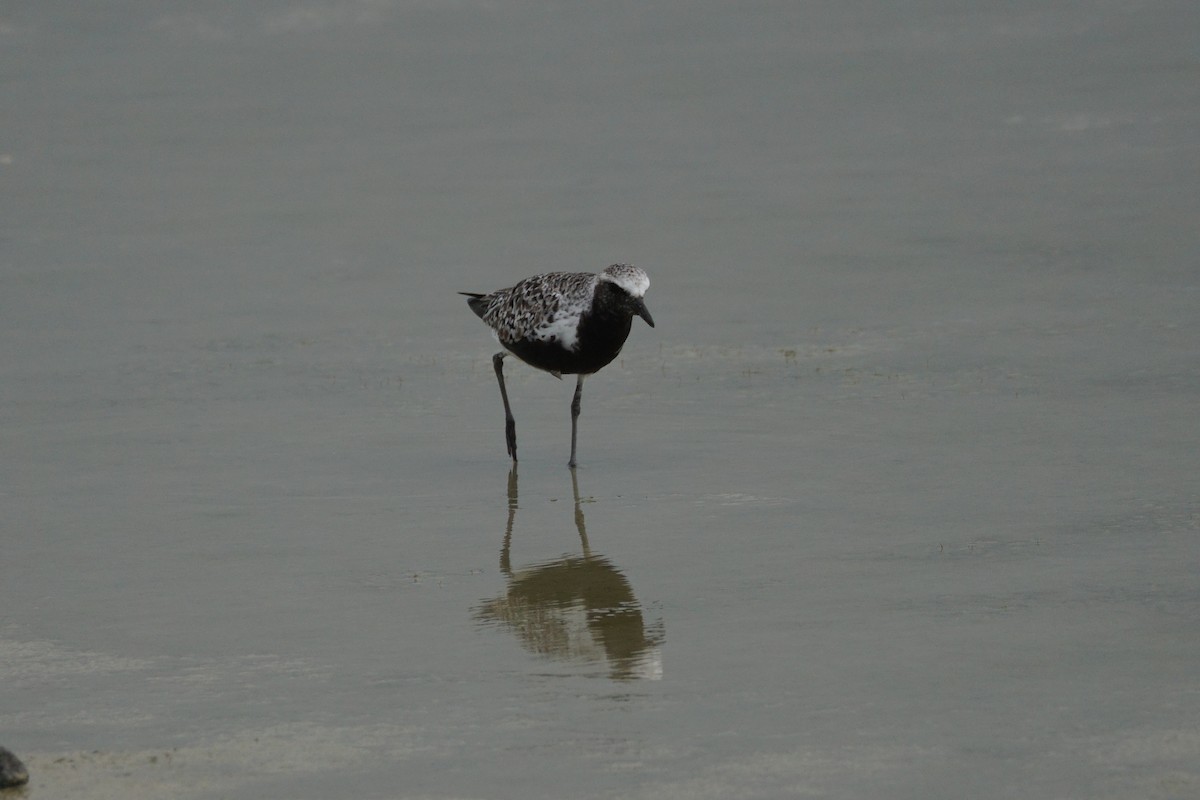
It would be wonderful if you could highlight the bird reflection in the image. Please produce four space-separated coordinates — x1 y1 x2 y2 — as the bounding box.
472 468 664 680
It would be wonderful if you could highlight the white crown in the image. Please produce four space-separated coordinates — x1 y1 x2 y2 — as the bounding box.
599 264 650 298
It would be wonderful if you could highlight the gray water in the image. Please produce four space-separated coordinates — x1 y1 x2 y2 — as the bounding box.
3 2 1199 798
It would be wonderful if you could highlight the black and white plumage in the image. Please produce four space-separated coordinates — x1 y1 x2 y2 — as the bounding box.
461 264 654 467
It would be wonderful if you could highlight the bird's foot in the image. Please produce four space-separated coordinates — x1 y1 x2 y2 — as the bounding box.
505 418 518 462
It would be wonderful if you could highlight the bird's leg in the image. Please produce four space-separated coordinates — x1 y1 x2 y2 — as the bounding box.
568 375 585 469
493 352 517 462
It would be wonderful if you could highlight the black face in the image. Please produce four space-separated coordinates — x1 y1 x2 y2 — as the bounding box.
596 282 655 327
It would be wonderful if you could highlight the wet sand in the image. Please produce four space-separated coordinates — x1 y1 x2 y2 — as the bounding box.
2 2 1199 798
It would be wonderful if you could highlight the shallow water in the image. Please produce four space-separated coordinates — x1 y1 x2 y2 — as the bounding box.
3 2 1199 798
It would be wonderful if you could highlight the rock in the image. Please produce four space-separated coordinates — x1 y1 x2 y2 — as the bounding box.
0 747 29 789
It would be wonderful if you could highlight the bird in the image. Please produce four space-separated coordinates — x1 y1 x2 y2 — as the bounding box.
461 263 654 467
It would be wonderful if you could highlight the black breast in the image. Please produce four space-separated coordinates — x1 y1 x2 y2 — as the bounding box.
507 282 635 376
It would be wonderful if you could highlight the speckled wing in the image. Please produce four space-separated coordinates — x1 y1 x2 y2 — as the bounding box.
480 272 598 351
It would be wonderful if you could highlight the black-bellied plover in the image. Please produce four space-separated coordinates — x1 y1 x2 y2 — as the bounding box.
461 264 654 467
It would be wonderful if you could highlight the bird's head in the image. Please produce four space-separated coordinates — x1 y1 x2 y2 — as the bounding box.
599 264 654 327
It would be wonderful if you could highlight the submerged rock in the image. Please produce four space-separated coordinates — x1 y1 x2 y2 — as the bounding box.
0 747 29 788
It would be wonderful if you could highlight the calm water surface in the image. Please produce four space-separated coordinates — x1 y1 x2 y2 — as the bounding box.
2 2 1198 798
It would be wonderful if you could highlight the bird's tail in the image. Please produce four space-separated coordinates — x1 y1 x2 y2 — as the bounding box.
459 291 489 320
